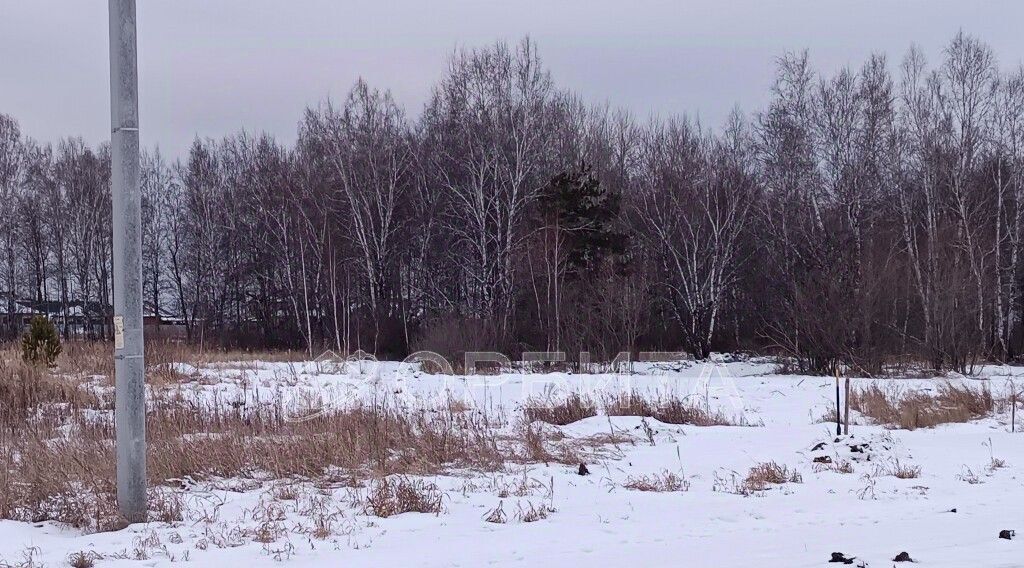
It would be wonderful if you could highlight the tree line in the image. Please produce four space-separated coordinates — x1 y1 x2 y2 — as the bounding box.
1 33 1023 374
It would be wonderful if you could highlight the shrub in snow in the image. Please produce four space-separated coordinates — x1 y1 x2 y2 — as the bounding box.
21 315 61 367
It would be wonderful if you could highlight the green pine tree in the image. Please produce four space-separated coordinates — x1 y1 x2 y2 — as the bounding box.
539 161 627 274
21 315 62 367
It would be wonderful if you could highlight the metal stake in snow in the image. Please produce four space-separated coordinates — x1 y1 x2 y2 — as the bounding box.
109 0 146 523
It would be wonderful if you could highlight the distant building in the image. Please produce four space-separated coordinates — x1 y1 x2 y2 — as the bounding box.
143 310 187 341
0 291 34 334
0 295 107 338
1 291 186 341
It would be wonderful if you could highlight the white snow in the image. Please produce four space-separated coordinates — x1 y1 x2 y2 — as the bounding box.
3 358 1022 567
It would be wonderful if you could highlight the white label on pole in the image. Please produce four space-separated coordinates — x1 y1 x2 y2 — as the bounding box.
114 316 125 349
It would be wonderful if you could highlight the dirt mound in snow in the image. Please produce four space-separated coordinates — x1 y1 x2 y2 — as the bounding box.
805 432 909 465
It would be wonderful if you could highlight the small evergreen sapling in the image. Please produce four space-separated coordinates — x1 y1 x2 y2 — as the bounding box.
21 315 62 367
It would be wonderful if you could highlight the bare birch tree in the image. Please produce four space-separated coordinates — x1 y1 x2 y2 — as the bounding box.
423 38 556 338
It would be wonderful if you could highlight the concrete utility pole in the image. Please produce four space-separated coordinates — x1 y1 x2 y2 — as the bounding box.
109 0 146 523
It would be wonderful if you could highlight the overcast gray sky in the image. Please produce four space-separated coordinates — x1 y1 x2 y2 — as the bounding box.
2 1 1023 158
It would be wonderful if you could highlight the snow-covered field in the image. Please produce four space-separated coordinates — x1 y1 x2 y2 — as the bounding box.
2 358 1022 568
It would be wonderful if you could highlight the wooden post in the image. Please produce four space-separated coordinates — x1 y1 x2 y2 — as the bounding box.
835 369 842 436
843 376 850 435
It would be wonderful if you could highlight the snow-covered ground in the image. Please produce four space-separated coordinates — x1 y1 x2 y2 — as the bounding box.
3 358 1022 568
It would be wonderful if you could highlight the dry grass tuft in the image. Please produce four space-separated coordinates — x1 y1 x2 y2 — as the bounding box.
602 391 655 417
55 342 115 378
653 398 736 426
0 358 100 426
713 462 802 496
362 476 444 518
741 461 802 493
148 489 184 523
519 422 554 463
815 407 839 424
523 393 597 425
957 466 982 485
272 484 300 501
483 501 507 523
515 501 554 522
887 460 922 479
623 470 690 492
67 551 99 568
813 459 854 474
850 382 995 430
512 421 582 465
603 390 741 426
